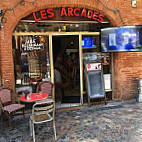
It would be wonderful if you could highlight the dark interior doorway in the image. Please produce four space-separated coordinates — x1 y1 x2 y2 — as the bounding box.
52 35 80 103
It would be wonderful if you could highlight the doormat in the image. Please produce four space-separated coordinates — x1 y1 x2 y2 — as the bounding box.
62 96 80 103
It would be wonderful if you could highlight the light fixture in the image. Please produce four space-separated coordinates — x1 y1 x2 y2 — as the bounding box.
132 0 137 8
0 23 3 29
0 9 3 16
0 0 38 31
20 0 25 5
10 8 14 12
63 25 66 29
75 24 79 27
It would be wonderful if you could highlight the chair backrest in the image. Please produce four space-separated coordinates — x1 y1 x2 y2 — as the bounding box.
0 88 12 106
32 99 54 120
37 81 53 97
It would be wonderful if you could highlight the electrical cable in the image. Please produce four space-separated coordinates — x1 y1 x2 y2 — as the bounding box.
0 0 38 30
96 0 124 25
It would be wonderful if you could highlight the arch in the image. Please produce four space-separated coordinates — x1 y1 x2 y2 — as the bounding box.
5 2 121 35
0 1 122 89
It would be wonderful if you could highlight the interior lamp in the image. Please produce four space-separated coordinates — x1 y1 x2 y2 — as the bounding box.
132 0 137 8
0 9 3 16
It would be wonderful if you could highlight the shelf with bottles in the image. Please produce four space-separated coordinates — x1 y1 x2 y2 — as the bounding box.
46 58 50 67
102 53 111 74
102 53 110 65
42 70 51 81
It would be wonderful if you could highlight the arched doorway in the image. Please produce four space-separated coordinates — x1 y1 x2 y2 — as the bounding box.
0 0 122 98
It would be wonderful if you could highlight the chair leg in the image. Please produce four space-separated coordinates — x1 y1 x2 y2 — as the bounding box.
23 109 25 120
7 113 11 128
104 97 107 105
29 118 33 136
52 104 57 140
88 97 91 107
32 122 35 142
0 112 3 122
53 119 57 140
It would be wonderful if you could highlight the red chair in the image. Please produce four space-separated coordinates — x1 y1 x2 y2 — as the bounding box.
0 87 25 127
36 81 53 99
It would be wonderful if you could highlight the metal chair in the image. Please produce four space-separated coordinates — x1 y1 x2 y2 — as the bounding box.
36 81 53 99
0 87 25 127
29 99 57 142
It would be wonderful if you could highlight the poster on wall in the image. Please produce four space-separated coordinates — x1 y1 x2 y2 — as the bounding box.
103 74 111 91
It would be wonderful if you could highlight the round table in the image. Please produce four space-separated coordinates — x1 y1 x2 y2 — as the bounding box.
20 93 48 103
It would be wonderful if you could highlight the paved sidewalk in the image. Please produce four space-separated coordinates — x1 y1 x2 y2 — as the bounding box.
0 100 142 142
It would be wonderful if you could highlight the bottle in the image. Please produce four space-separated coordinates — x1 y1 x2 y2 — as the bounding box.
46 58 49 66
45 74 47 79
48 71 50 78
24 91 28 99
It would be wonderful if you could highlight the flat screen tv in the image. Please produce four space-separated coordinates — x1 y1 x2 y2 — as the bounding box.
82 37 96 49
101 26 142 52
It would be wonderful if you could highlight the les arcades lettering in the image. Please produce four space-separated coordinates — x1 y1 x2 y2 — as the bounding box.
23 7 105 23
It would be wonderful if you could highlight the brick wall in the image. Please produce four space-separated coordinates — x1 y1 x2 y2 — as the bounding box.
113 52 142 100
0 0 142 100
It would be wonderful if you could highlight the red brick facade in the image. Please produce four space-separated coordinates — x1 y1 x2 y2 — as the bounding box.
0 0 142 100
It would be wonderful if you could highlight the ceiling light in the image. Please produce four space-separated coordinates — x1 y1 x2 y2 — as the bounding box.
75 24 79 27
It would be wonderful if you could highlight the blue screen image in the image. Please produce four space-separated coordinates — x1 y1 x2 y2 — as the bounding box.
101 26 142 52
82 37 96 48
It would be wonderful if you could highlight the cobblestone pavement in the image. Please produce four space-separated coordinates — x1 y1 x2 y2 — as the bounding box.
1 100 142 142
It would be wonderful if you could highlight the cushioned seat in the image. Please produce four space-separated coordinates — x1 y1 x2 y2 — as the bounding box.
3 104 25 113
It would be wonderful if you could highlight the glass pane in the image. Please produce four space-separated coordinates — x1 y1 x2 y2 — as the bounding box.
14 23 110 32
82 35 100 51
12 35 50 93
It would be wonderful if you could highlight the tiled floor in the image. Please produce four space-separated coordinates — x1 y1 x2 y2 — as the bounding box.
1 100 142 142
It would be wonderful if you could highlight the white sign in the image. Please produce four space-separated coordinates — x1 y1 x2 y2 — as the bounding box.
22 37 44 51
86 63 101 71
104 74 111 90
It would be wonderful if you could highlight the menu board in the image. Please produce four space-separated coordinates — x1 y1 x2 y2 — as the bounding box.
85 63 106 105
87 70 105 99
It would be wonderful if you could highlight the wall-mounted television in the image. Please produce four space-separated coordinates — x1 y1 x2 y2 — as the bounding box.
82 36 96 49
101 26 142 52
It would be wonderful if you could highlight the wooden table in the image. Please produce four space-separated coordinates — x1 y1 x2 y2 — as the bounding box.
20 93 48 103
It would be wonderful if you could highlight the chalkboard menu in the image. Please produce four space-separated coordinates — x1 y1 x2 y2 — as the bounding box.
87 71 105 99
85 63 106 106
